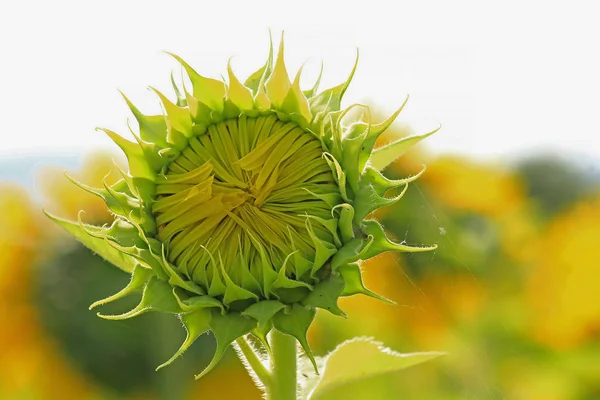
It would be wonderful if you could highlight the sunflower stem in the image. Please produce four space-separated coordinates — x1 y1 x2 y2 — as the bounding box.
267 329 298 400
234 336 271 388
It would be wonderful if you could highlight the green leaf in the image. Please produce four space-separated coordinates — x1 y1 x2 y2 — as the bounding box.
272 304 318 373
196 311 256 379
44 210 137 273
308 337 443 399
369 126 440 171
97 275 182 320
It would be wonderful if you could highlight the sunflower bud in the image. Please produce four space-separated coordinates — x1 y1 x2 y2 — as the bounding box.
46 35 437 378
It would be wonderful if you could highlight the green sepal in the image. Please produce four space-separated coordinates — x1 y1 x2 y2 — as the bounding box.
330 235 374 271
156 308 212 370
252 326 273 356
172 287 224 313
291 250 313 280
222 97 241 120
76 216 145 249
302 61 323 99
106 241 168 281
265 34 291 108
309 49 358 129
96 127 155 181
89 264 153 310
340 124 369 193
249 233 279 298
237 254 264 297
44 210 137 273
301 273 347 317
227 60 255 111
207 257 227 298
98 275 183 320
244 33 274 94
242 300 286 331
219 255 259 307
120 91 169 147
168 52 226 113
338 104 371 192
170 71 187 107
305 219 338 277
360 165 425 197
303 187 343 209
254 83 271 111
160 245 206 295
184 84 213 127
369 125 440 171
149 87 192 148
332 203 355 243
322 152 349 202
357 97 408 171
338 263 394 304
304 215 341 248
360 219 437 259
131 177 156 206
352 183 409 224
130 128 175 173
64 174 141 221
271 252 313 303
281 66 312 128
272 304 318 373
102 179 145 224
196 310 257 380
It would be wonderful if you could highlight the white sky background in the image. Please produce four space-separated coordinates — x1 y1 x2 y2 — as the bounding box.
0 0 598 163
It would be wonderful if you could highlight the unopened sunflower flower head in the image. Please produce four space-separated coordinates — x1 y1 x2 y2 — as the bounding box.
46 35 437 378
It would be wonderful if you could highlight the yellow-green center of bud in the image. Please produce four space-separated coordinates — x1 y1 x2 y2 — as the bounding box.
153 114 340 303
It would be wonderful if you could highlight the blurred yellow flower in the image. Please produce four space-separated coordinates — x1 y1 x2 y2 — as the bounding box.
0 184 103 399
39 151 124 222
422 156 525 218
527 194 600 349
187 360 261 400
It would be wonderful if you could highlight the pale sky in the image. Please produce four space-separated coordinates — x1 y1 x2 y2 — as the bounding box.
1 1 598 163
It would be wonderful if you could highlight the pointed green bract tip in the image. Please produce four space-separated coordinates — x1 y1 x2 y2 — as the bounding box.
46 33 436 379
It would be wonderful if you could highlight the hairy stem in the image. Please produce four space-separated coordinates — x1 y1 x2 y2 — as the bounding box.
235 336 271 387
267 330 298 400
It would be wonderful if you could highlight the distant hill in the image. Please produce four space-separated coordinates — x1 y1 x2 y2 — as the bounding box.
0 154 81 191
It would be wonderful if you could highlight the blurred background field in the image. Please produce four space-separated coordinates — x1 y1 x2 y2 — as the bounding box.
1 119 599 400
2 1 600 398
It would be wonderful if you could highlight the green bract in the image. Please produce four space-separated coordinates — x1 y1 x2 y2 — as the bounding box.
46 36 437 379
